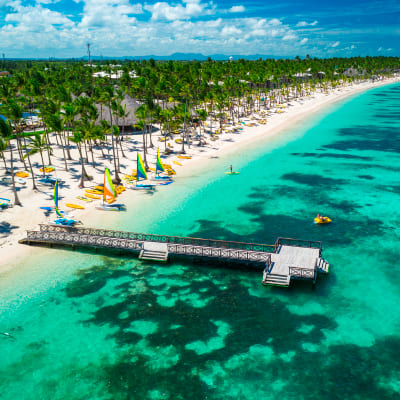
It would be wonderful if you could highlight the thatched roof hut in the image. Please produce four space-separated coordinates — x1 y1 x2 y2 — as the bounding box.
95 94 141 128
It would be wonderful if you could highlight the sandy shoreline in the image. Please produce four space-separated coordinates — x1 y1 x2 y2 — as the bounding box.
1 76 399 274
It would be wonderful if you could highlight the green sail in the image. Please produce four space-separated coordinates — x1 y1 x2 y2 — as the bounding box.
137 153 147 180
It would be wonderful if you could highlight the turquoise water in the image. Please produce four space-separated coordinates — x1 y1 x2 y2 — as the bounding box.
1 83 400 399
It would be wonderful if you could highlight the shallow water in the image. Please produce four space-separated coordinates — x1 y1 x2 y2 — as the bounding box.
1 83 400 400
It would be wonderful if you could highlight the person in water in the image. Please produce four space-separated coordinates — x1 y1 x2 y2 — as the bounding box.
230 165 233 173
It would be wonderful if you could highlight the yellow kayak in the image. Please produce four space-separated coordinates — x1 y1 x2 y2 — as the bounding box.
77 196 93 202
177 155 192 159
94 186 104 191
173 161 183 166
85 189 103 195
65 203 85 210
40 166 55 172
16 171 29 178
314 216 331 224
85 193 101 200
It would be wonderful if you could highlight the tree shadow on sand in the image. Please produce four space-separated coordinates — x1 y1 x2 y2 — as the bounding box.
0 221 19 238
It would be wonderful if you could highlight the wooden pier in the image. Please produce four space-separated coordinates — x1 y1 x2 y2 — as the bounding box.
20 224 329 287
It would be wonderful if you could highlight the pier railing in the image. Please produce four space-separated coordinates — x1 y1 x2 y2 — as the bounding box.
26 230 143 251
275 237 322 254
38 224 275 253
288 266 315 280
167 243 270 263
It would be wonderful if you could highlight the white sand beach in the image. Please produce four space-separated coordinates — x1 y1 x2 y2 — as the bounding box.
1 76 399 273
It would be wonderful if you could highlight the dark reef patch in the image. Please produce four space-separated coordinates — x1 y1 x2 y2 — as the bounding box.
281 172 347 188
323 126 400 153
291 152 373 161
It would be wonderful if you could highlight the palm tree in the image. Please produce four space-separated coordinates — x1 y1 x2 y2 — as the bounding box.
0 99 28 170
25 133 51 177
0 136 8 170
69 128 89 188
0 118 21 205
135 104 150 169
101 85 120 182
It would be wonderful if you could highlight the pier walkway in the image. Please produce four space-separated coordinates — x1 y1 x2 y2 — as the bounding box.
20 224 329 287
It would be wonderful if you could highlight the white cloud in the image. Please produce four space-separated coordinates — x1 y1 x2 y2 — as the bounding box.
300 38 308 45
282 32 297 41
331 41 340 47
296 20 318 27
221 25 242 37
78 0 142 29
0 2 314 58
35 0 61 4
145 0 214 21
229 5 245 13
378 46 393 52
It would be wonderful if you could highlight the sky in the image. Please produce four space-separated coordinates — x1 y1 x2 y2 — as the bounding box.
0 0 399 59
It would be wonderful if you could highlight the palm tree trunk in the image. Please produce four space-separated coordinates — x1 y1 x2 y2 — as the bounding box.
77 144 85 188
25 149 38 190
109 106 120 182
59 133 69 172
9 143 21 206
40 150 46 177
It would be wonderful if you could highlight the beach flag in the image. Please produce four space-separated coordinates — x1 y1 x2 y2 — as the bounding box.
156 148 165 174
104 167 116 202
137 153 147 180
54 182 63 218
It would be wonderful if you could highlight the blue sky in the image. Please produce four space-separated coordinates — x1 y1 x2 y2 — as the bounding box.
0 0 399 58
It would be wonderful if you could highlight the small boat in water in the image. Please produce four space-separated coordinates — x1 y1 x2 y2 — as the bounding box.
314 215 331 224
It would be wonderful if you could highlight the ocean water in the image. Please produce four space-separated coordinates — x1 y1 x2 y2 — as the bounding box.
1 83 400 400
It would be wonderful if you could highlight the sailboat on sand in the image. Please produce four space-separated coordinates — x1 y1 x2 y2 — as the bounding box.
130 153 156 190
96 168 126 211
53 182 81 225
154 149 173 183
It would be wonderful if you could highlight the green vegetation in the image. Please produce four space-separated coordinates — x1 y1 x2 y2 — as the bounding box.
0 56 399 205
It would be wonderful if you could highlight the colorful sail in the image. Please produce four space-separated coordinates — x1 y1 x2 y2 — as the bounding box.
103 168 116 202
137 153 147 181
156 148 165 174
54 182 63 217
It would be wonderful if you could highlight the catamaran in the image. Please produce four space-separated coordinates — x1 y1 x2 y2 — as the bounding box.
53 182 81 226
96 168 126 210
153 149 173 183
130 153 156 190
0 197 12 209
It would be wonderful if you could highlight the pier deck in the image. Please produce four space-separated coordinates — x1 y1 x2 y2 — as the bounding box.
20 224 329 287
